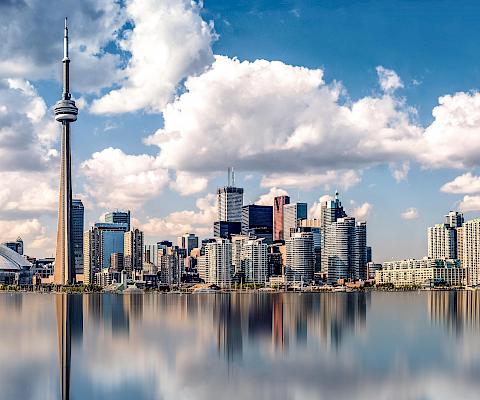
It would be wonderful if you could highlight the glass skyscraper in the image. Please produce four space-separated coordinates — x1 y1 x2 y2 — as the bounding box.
72 199 84 275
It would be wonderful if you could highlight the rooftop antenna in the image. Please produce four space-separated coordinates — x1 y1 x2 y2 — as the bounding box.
227 167 231 186
335 190 339 200
232 167 235 187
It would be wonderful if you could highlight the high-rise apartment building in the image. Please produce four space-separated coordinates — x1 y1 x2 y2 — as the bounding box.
445 211 464 228
285 231 315 282
242 238 268 284
320 192 347 273
283 202 307 240
110 252 124 271
177 233 199 256
274 195 290 241
72 199 84 274
428 224 457 259
324 217 367 283
231 235 249 276
241 205 273 244
105 210 131 231
124 229 144 277
463 218 480 286
83 222 128 284
157 242 185 284
204 238 232 288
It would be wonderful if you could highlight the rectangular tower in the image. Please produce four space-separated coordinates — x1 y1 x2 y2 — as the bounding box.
274 195 290 241
72 199 84 275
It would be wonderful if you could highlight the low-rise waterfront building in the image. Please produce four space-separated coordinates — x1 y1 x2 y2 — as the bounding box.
375 258 466 287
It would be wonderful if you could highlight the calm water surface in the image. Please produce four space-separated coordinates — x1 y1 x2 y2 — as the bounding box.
0 291 479 400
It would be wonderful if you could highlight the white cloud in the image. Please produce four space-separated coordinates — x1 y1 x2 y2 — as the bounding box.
0 0 125 92
390 161 410 182
255 187 289 206
145 56 422 191
376 66 404 92
170 171 209 196
459 195 480 212
261 170 361 190
309 194 334 219
140 194 215 240
80 147 169 210
0 219 52 255
352 202 373 221
91 0 216 114
441 173 480 194
401 207 419 220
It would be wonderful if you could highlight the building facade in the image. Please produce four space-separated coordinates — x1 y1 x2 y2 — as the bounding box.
376 258 466 287
285 231 314 282
241 204 273 244
274 195 290 241
205 238 232 288
105 210 131 231
283 202 308 240
177 233 199 256
217 186 244 223
242 238 268 284
124 229 144 277
428 223 457 259
463 218 480 286
72 199 84 275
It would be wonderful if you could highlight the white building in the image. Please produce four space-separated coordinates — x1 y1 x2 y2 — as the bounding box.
376 258 466 287
242 238 268 285
205 238 232 288
285 231 314 282
427 223 456 259
283 203 307 240
231 235 249 276
463 218 480 286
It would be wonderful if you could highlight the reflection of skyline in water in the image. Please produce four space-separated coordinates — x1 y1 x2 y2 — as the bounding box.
3 292 480 399
428 290 480 336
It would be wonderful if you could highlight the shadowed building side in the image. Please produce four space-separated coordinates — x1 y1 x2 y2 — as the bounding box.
56 294 72 400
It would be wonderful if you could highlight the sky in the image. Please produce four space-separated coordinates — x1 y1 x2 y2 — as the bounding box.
1 0 480 262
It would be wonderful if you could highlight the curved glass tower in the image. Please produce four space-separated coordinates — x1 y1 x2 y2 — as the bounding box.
54 18 78 285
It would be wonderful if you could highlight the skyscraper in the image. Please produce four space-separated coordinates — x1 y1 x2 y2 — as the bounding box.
285 231 315 282
462 218 480 286
320 192 347 273
217 168 244 222
283 202 307 240
124 229 144 278
105 210 131 231
72 199 84 275
177 233 199 256
54 19 79 286
274 195 290 241
241 204 273 243
205 238 232 288
242 238 268 284
428 224 457 259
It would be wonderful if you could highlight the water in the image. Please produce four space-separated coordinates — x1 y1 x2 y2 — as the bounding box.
0 291 479 400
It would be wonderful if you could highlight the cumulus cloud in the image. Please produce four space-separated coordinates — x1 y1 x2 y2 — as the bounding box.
390 161 410 182
255 187 289 206
0 0 125 92
441 173 480 194
140 194 216 240
352 202 373 221
459 195 480 212
309 194 334 219
80 147 169 210
170 171 209 196
376 66 404 92
401 207 419 220
91 0 216 114
144 56 422 192
0 219 52 254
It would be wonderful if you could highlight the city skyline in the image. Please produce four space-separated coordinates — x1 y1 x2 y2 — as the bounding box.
2 1 480 263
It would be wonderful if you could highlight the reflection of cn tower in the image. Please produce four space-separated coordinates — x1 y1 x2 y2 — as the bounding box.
56 294 72 400
272 294 284 350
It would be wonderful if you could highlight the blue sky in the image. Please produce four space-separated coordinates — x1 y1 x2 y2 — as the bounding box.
1 0 480 261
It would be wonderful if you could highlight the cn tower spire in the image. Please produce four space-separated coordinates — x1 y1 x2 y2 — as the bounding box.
54 18 78 286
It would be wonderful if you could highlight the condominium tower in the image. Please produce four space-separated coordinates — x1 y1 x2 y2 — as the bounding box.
283 202 307 240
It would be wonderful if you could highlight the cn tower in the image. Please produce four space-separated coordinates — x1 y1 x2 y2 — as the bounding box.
54 18 78 285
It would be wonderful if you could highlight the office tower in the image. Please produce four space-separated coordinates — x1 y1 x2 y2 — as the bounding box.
105 210 131 231
3 237 24 255
241 205 273 244
285 231 314 282
110 253 124 271
297 225 321 273
274 195 290 241
445 211 464 228
124 229 144 277
83 222 128 284
463 218 480 286
177 233 199 256
268 243 285 276
214 221 242 239
320 192 347 273
242 238 268 284
324 217 367 283
204 238 232 288
72 199 84 274
428 224 457 259
283 202 307 240
54 19 79 285
231 235 249 276
158 243 185 284
217 168 244 222
143 244 159 265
